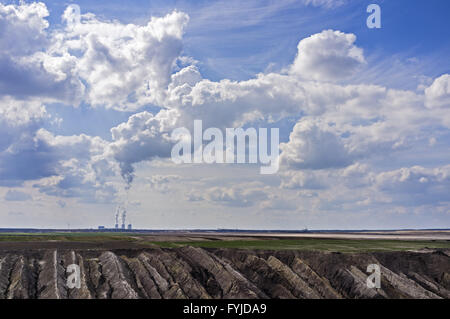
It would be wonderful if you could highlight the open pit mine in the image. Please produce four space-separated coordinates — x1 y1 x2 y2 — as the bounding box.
0 247 449 299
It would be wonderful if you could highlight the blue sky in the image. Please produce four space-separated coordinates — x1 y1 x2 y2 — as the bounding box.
30 0 450 82
37 0 450 139
0 0 449 229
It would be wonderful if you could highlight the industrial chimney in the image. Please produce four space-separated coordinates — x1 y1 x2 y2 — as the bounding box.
114 206 120 229
121 208 126 230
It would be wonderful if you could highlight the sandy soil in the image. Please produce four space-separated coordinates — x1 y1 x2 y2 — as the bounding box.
199 230 450 241
133 230 450 242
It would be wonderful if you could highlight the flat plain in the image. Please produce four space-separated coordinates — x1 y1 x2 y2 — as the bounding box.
0 230 449 252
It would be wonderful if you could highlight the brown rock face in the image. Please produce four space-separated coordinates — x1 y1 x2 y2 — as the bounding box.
0 248 449 299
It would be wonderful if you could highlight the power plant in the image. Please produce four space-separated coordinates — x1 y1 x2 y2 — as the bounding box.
114 206 120 229
99 205 132 231
121 207 126 229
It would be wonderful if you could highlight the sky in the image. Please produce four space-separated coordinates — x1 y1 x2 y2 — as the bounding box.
0 0 450 230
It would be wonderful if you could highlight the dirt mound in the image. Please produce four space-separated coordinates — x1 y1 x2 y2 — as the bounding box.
0 248 448 299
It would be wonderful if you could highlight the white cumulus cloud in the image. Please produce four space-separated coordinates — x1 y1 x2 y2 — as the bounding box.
290 30 365 82
425 74 450 109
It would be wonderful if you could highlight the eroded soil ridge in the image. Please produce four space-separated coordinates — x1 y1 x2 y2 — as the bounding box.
0 247 449 299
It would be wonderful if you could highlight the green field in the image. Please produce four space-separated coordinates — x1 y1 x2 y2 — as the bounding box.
147 238 450 252
0 232 138 242
0 233 449 252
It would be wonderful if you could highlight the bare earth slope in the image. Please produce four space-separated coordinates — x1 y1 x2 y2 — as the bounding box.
0 247 449 299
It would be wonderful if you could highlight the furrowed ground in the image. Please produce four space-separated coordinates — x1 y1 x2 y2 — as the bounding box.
0 232 449 299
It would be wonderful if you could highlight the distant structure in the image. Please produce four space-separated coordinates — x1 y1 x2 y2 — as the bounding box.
114 206 120 229
127 224 132 230
98 226 105 230
121 207 127 230
112 205 131 230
